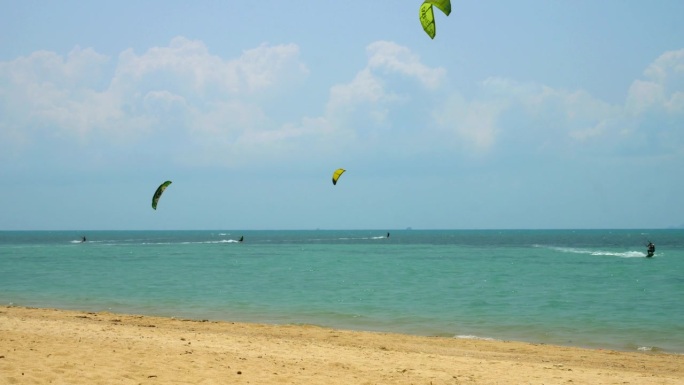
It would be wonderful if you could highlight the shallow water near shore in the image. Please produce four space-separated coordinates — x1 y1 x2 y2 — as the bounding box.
1 229 682 353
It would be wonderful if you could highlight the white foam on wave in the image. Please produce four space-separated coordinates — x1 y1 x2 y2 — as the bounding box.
178 239 241 244
455 335 498 341
548 246 648 258
590 250 645 258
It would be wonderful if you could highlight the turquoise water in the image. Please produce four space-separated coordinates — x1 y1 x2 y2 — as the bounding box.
1 229 682 353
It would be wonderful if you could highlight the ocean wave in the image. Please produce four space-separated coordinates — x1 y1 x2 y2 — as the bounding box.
455 335 498 341
338 236 389 241
637 346 657 352
547 246 648 258
590 250 645 258
178 239 241 244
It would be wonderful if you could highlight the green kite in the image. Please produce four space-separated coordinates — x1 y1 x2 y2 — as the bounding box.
152 180 172 210
419 0 451 39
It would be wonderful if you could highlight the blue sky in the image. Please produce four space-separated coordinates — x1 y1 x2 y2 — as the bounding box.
1 1 683 230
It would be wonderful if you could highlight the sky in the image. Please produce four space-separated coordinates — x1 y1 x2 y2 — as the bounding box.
1 1 683 230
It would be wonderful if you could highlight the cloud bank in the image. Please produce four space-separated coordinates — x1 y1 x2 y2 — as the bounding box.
1 37 683 172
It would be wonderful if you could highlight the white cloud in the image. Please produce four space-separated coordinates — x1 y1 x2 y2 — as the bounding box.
0 47 119 141
643 49 684 85
621 49 684 155
0 37 309 150
1 38 683 170
429 49 684 159
0 46 108 88
326 68 394 129
430 77 621 156
627 49 684 115
366 41 446 89
324 41 447 142
626 79 665 114
432 93 504 153
113 37 307 96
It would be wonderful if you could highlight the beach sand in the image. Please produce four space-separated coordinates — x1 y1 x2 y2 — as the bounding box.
1 306 682 385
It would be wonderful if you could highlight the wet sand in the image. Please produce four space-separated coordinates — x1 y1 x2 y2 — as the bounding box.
1 306 682 384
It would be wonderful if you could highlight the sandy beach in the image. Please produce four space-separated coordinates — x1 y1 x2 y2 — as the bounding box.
1 306 682 385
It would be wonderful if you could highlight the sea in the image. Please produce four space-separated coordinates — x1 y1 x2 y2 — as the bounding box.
1 229 682 353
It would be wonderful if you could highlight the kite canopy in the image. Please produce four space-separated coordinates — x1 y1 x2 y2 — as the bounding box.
419 0 451 39
332 168 346 185
152 181 172 210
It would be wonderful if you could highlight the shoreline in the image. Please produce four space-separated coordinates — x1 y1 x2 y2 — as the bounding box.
6 300 676 354
1 306 683 384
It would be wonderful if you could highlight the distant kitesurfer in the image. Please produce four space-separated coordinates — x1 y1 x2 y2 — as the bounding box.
647 242 655 257
238 236 244 243
81 236 86 243
387 232 390 238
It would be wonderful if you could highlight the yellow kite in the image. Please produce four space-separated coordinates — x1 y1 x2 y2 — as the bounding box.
332 169 346 185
